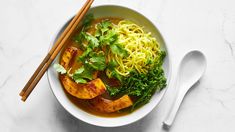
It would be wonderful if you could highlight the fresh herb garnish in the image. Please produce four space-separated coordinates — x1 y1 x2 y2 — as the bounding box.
71 66 93 84
107 60 118 70
95 20 112 35
53 64 66 74
106 60 123 81
83 32 100 48
73 19 129 81
110 43 128 57
95 20 128 57
82 14 94 29
87 52 106 71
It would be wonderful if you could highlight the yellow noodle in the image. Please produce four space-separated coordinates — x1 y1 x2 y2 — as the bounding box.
106 20 161 77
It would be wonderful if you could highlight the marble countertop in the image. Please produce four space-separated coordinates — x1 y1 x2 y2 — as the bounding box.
1 0 235 131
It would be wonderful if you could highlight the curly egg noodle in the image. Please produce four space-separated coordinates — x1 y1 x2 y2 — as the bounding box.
107 20 161 76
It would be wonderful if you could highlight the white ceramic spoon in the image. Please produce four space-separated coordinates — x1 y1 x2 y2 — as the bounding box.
163 50 207 128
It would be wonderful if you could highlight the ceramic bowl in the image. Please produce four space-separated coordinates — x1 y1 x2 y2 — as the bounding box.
47 5 171 127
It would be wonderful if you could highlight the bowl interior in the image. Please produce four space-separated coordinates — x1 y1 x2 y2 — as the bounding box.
47 5 171 127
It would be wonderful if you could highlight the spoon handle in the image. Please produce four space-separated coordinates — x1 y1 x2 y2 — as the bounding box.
163 85 188 128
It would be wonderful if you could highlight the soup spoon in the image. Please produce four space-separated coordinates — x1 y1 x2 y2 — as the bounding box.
163 50 207 128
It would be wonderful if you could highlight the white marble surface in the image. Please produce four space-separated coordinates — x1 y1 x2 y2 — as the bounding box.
0 0 235 131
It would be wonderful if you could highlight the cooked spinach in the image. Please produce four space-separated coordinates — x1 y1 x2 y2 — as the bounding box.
107 51 167 110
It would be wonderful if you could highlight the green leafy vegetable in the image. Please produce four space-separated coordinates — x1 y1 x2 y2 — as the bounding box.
99 30 118 45
107 60 118 70
75 32 99 51
110 43 128 57
106 85 120 96
111 70 123 82
72 66 93 84
74 66 85 74
106 60 123 81
95 20 128 57
107 51 167 110
53 64 66 74
83 32 100 48
82 14 94 29
73 14 94 48
73 19 129 81
77 32 100 61
87 52 106 71
74 78 87 84
96 20 112 35
79 47 92 61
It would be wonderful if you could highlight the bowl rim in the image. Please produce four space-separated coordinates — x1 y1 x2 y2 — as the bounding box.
47 4 172 127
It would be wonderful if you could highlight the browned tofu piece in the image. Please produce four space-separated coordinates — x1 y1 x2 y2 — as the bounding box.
60 75 106 99
60 46 77 69
89 95 133 113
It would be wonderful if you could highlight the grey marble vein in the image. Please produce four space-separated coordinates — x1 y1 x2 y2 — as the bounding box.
222 12 235 58
205 83 235 109
0 75 13 89
0 55 41 89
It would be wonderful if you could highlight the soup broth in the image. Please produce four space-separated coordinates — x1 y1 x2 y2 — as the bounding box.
56 16 167 117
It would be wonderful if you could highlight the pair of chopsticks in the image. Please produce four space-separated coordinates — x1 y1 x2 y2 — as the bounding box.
19 0 94 101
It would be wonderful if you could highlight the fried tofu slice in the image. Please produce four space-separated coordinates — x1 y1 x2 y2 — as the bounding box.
60 46 77 69
60 75 106 99
89 95 133 113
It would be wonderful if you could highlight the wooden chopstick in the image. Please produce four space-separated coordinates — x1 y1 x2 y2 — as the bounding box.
19 0 92 97
20 0 94 101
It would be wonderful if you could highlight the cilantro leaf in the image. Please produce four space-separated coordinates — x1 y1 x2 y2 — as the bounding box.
72 66 93 84
107 60 118 70
81 32 99 48
96 20 112 35
79 47 92 61
106 60 122 81
96 20 128 57
74 78 87 84
110 43 128 57
72 18 129 84
73 33 85 50
99 30 118 45
110 70 123 82
87 52 106 71
73 14 94 46
53 64 66 74
79 68 93 80
74 66 84 74
74 31 100 52
82 14 94 29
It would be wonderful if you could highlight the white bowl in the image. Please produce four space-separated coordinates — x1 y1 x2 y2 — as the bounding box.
47 5 172 127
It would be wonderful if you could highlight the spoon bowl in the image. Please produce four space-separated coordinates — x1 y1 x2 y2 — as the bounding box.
179 50 207 90
163 50 206 128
